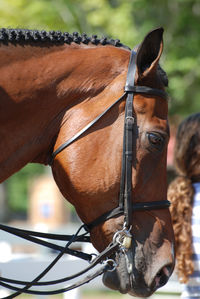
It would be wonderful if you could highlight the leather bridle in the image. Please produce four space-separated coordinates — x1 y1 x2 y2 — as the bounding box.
51 50 170 232
0 49 171 298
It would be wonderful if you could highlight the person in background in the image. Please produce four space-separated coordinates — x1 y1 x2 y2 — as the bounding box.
168 112 200 299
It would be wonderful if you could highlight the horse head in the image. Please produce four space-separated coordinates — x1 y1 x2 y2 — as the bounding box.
51 28 175 297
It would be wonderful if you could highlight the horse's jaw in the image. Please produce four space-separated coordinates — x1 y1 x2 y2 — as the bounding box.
102 248 173 297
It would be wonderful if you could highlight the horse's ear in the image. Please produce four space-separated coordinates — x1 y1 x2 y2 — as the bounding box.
136 27 164 79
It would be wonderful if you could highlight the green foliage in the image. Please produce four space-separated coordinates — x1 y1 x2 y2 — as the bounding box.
6 164 45 212
1 0 199 212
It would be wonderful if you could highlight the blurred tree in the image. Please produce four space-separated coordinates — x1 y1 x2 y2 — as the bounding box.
5 164 45 215
0 0 199 214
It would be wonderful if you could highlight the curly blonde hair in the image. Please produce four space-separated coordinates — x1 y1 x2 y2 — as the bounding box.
168 112 200 283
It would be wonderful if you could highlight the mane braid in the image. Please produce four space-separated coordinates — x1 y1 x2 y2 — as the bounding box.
0 28 168 85
0 28 130 50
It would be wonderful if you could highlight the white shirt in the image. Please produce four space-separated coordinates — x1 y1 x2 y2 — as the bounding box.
181 183 200 299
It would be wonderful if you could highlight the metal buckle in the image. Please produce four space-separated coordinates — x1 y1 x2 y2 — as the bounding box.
113 225 132 250
126 116 134 121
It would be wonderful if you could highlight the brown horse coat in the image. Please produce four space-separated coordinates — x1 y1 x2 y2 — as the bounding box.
0 28 174 297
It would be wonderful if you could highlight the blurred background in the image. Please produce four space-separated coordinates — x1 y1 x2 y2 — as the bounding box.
0 0 200 298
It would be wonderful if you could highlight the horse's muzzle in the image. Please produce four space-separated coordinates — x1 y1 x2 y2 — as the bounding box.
102 249 173 297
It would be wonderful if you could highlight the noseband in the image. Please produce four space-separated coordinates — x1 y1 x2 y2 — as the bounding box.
51 50 170 232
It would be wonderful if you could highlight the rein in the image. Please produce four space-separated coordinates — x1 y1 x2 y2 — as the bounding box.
0 224 118 297
0 50 170 297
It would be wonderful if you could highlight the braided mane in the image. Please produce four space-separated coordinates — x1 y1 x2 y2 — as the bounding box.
0 28 130 50
0 28 168 86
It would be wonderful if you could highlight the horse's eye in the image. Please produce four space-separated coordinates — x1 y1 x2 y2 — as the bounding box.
147 132 165 151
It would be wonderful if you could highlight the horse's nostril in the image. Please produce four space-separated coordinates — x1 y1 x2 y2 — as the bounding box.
155 265 171 288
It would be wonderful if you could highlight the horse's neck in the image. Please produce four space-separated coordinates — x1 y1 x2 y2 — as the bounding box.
0 44 88 181
0 43 127 182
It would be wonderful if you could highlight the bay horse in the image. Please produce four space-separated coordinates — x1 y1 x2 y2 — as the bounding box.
0 27 175 297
